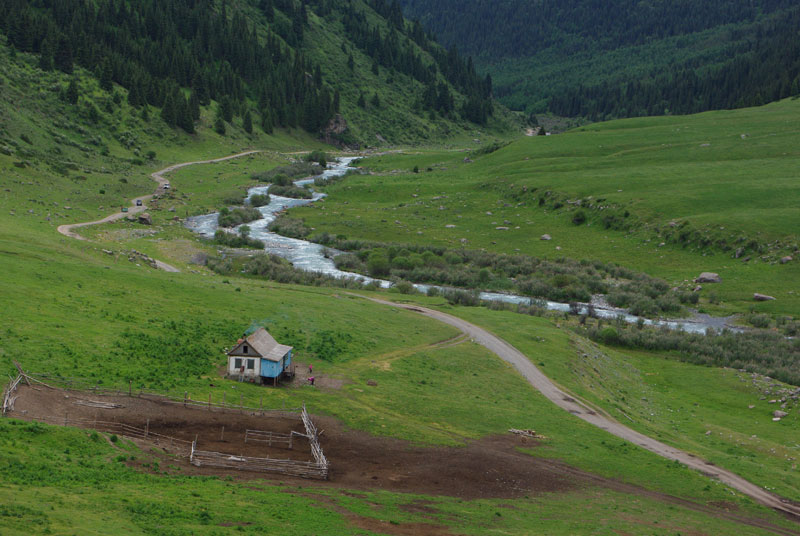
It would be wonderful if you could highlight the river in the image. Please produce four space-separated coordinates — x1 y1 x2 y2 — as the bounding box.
186 157 739 335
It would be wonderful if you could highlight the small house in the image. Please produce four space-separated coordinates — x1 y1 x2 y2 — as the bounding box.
227 328 293 385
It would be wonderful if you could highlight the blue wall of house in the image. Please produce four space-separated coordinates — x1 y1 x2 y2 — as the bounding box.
260 351 291 378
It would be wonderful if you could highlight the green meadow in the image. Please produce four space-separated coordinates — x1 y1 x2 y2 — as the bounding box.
294 99 800 318
2 43 799 532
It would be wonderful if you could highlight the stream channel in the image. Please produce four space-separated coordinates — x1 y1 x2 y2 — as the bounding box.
186 157 738 335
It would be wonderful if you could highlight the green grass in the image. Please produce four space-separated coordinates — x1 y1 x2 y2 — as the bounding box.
294 99 800 318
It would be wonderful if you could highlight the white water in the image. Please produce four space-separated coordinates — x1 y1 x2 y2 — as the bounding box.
186 158 738 335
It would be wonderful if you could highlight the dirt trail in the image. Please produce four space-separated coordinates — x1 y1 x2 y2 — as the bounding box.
56 150 262 272
356 295 800 521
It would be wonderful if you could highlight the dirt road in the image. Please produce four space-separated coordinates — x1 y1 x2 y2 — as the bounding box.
56 150 262 272
358 295 800 521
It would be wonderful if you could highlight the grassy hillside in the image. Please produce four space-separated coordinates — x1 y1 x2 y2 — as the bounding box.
293 98 800 319
1 0 520 147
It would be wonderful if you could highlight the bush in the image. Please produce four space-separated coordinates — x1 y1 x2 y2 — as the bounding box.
268 216 310 239
268 184 312 199
249 194 271 207
213 229 264 249
572 210 587 225
217 206 262 227
305 150 328 167
251 162 323 183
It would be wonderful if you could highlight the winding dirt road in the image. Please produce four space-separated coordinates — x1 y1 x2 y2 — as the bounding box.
56 150 262 272
358 295 800 522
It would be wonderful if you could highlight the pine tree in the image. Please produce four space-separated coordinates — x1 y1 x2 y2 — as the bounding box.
347 54 355 70
220 96 234 122
214 116 226 135
99 58 113 91
176 94 195 134
333 90 340 113
243 110 253 134
65 79 79 105
261 108 273 134
371 92 381 108
54 36 73 74
161 92 177 127
38 37 54 71
189 92 201 121
357 92 366 108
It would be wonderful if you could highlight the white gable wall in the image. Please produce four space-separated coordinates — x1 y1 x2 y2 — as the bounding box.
228 355 261 378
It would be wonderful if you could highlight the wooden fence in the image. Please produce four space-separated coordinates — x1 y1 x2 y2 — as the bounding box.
26 415 193 456
2 374 23 416
244 429 309 449
23 372 302 416
5 370 330 480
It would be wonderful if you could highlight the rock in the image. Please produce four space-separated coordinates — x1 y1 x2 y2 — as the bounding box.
495 226 509 231
748 405 755 409
463 157 473 163
693 285 702 292
773 410 788 418
753 293 776 301
137 213 152 225
366 379 378 387
780 256 793 264
13 161 26 168
704 430 711 436
445 224 456 228
168 207 176 212
668 221 678 227
541 234 552 241
555 246 562 250
695 272 721 283
734 248 744 259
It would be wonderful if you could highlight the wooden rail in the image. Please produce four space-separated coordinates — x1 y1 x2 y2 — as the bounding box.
2 374 23 416
190 450 328 479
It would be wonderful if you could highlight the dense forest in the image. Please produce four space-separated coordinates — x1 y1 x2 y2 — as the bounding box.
399 0 800 118
0 0 497 139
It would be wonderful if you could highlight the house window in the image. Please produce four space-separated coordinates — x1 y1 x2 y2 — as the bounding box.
247 359 255 370
243 345 249 354
234 358 242 369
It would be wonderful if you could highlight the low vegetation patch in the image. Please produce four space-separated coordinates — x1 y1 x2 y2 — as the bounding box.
578 322 800 386
217 206 262 227
212 228 265 249
269 184 312 199
251 162 322 183
314 235 686 316
248 193 271 207
268 216 311 238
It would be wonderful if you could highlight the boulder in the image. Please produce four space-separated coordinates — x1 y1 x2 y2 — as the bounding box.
780 256 793 264
773 410 788 418
495 226 509 231
695 272 721 283
753 293 776 301
445 224 456 228
366 379 378 387
463 157 473 163
540 234 552 241
137 213 152 225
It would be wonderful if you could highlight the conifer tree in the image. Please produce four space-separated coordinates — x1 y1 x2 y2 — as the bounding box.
261 108 273 134
161 92 177 127
99 59 113 91
54 36 73 74
243 110 253 134
65 79 79 105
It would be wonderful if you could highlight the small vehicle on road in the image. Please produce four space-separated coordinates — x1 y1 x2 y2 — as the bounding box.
136 199 143 206
121 207 128 213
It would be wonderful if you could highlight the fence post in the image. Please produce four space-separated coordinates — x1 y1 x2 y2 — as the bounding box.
128 380 132 397
222 391 226 407
208 393 211 411
184 391 187 407
259 396 263 415
145 418 149 439
220 426 224 442
240 394 243 413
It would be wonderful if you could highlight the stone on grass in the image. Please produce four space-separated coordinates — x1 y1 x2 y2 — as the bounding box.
695 272 721 283
541 234 552 241
137 213 152 225
773 410 788 418
366 379 378 387
753 293 776 301
780 256 793 264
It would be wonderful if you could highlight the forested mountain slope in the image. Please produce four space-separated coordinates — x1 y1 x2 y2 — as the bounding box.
0 0 517 146
399 0 800 119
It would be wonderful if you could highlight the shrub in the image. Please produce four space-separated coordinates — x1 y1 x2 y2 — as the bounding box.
217 206 262 227
268 184 312 199
212 229 264 249
249 193 271 207
572 210 587 225
305 150 328 167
